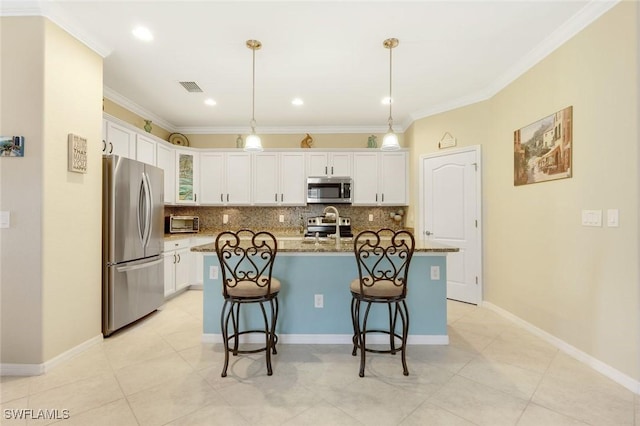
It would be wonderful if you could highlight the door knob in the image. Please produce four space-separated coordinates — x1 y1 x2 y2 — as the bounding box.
425 231 432 236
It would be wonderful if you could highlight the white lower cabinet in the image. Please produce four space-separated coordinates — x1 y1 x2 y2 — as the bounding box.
163 239 192 297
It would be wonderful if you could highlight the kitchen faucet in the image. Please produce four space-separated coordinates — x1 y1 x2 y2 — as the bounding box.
323 205 341 246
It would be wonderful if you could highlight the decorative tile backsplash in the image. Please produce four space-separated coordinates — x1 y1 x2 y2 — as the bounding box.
165 205 409 234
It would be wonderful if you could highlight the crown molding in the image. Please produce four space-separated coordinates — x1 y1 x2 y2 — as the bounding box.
177 125 396 135
4 0 618 134
410 0 619 124
0 0 112 57
103 86 178 133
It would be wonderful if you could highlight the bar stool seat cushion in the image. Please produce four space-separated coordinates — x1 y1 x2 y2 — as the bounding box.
350 277 403 298
225 277 281 298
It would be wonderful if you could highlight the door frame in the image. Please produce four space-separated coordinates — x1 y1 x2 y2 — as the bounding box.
418 145 483 304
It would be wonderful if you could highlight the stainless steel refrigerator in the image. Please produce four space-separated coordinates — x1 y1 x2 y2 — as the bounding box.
102 155 165 336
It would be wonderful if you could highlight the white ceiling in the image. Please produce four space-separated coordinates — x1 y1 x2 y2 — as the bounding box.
2 1 617 134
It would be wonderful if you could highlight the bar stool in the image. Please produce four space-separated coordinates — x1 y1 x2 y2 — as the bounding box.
350 228 415 377
215 229 280 377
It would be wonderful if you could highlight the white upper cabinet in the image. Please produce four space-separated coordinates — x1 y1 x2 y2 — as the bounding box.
135 134 156 166
253 151 306 206
199 152 252 205
379 152 407 205
225 152 252 205
352 151 408 206
306 151 352 177
279 152 306 205
104 120 133 157
352 152 379 205
175 150 200 205
156 143 176 205
253 152 279 205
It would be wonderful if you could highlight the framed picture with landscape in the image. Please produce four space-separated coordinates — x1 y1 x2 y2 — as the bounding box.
514 106 573 186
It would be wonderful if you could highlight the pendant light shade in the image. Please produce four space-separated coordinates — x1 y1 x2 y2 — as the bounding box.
380 38 400 151
244 39 263 152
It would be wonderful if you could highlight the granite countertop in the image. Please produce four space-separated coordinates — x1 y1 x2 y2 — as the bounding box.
190 236 458 254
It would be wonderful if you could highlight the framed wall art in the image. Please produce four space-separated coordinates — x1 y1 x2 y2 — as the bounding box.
0 136 25 157
514 106 572 186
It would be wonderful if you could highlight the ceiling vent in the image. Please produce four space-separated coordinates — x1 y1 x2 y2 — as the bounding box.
179 81 203 93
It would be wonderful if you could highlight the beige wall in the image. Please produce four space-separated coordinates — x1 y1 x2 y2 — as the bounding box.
407 2 639 380
185 133 404 150
0 17 103 365
0 17 46 364
41 20 103 361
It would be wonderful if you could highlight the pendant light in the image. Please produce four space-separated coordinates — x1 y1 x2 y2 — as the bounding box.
381 38 400 151
244 39 263 152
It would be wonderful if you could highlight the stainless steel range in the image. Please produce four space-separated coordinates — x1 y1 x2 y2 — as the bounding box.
304 216 353 238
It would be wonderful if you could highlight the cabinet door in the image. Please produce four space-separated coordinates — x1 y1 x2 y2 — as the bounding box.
136 134 156 166
156 144 175 205
190 237 215 286
199 152 225 205
280 152 306 205
352 152 379 205
306 152 329 177
380 152 407 205
163 252 176 297
253 152 279 205
225 153 252 205
174 248 191 291
330 152 352 177
105 121 133 158
176 150 199 205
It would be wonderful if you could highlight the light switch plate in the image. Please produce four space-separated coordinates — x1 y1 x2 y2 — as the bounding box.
0 211 9 228
279 214 285 223
607 209 619 227
430 266 440 280
223 214 229 224
581 209 602 227
368 214 373 222
209 266 218 279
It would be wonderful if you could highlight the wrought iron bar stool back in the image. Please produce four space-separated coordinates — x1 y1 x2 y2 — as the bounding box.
351 228 415 377
215 229 280 377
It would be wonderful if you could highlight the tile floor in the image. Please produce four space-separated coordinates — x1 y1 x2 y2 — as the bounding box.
1 290 638 425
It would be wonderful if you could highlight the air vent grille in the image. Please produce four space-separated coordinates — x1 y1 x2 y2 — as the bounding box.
179 81 203 93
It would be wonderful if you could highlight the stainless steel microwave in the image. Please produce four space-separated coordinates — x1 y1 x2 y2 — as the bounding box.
165 215 200 233
307 177 352 204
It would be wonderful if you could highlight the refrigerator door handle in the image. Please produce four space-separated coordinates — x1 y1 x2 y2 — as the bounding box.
141 171 153 248
137 176 145 246
116 258 163 273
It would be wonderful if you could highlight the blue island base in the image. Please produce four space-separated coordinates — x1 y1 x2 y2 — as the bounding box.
202 254 448 345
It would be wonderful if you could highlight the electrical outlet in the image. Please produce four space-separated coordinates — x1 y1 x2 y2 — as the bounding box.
430 266 440 280
368 214 373 222
209 266 218 279
223 214 229 224
314 294 324 308
279 214 285 223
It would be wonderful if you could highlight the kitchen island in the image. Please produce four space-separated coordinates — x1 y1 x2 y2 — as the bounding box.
192 237 458 344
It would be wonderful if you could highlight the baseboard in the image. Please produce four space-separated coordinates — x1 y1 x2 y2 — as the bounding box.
202 333 448 345
0 334 103 377
482 301 640 395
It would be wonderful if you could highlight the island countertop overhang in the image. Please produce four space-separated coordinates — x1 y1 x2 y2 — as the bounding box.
190 237 458 254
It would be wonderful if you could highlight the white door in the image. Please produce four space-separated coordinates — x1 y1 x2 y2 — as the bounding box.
420 146 482 304
253 152 279 205
199 152 225 205
280 152 306 205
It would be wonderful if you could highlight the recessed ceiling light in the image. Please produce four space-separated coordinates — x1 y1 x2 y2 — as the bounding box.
204 98 217 106
292 98 304 106
381 97 392 105
132 26 153 41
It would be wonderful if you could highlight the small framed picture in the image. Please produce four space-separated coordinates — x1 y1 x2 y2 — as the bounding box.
68 133 88 173
0 136 25 157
